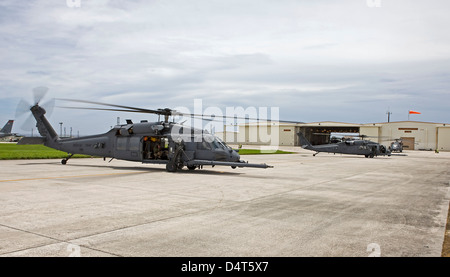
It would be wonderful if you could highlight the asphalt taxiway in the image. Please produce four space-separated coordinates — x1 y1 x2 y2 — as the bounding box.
0 149 449 257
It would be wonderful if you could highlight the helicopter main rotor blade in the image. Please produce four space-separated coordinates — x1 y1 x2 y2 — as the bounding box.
57 98 277 122
180 113 269 122
312 133 387 138
57 98 165 115
59 106 229 124
57 106 152 113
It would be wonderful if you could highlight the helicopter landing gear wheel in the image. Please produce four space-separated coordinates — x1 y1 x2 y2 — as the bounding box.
61 153 74 165
166 142 184 172
231 166 236 169
187 165 196 171
166 162 177 172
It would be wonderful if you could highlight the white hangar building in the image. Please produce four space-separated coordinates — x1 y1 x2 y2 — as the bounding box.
217 121 450 151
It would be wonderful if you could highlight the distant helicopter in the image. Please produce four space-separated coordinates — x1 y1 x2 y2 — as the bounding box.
17 88 272 172
389 139 403 153
297 132 391 158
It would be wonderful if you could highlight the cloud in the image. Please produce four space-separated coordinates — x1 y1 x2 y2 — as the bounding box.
1 0 450 135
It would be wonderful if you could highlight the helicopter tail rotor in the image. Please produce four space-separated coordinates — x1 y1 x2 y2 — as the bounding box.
32 86 49 105
15 86 55 132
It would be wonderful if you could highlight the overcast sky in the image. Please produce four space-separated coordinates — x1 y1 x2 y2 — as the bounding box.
1 0 449 135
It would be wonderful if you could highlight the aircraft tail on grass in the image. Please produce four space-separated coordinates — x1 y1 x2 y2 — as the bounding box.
0 120 14 134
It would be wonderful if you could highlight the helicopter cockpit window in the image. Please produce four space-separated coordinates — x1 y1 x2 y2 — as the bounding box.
211 139 221 150
197 141 212 150
216 137 232 150
199 135 230 151
206 135 225 150
204 141 213 150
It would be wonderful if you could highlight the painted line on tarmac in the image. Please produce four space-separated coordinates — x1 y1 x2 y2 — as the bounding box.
0 171 147 183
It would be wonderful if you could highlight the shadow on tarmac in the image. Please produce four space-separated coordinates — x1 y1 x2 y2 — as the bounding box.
18 161 244 176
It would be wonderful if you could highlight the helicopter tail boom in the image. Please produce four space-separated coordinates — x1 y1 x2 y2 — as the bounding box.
30 104 59 145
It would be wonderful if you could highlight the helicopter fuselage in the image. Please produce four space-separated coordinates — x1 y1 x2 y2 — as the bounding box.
298 132 391 158
51 122 240 163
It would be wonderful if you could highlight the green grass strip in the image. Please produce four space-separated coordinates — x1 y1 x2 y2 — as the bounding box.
0 144 92 160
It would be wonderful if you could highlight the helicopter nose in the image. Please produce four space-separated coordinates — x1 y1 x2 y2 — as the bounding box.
231 150 240 162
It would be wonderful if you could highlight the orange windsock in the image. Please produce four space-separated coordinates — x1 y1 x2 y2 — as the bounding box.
409 110 421 114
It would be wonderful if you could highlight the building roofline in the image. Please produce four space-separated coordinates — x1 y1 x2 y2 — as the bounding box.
302 121 361 125
363 120 449 125
234 120 449 127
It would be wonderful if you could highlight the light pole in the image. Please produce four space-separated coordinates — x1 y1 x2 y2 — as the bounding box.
386 109 392 123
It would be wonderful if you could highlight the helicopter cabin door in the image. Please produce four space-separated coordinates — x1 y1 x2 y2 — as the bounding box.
142 136 169 161
114 136 141 161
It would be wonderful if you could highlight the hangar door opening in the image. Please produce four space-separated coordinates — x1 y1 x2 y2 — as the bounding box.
298 126 360 146
401 137 415 150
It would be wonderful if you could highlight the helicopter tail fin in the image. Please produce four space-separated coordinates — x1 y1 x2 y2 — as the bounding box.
297 132 313 149
0 120 14 134
30 104 59 146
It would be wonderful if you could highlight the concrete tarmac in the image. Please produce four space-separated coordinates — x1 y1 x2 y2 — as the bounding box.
0 149 449 257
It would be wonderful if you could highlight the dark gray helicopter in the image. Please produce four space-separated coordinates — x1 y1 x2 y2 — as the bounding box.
297 132 391 158
389 139 403 153
18 90 272 172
